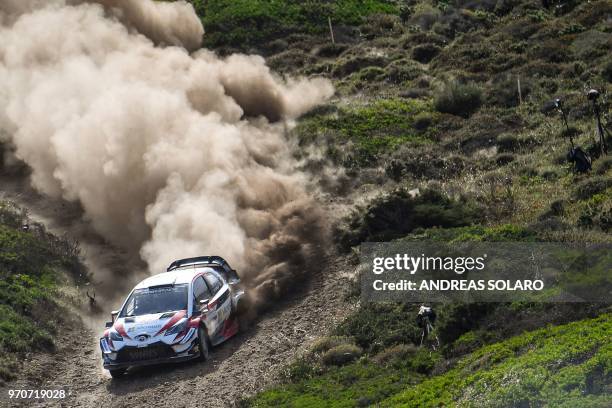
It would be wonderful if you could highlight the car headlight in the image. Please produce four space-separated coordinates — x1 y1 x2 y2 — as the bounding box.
109 330 123 341
165 319 187 337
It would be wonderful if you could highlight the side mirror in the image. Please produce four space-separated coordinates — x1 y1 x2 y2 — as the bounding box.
111 310 119 322
105 321 113 328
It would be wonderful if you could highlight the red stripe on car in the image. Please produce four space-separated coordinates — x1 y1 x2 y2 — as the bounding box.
155 310 186 336
114 322 130 339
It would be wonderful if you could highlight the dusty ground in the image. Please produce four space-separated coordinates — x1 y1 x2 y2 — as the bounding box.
1 170 354 408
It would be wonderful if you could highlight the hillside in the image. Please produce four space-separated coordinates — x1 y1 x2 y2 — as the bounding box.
190 0 612 406
0 0 609 406
0 201 84 384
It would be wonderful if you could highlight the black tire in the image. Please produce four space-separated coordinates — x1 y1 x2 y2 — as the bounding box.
109 368 126 378
235 299 252 332
197 326 210 361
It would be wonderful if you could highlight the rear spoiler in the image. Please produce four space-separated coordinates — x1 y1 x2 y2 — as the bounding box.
166 256 240 284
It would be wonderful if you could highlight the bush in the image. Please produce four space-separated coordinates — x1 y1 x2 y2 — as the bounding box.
385 59 424 83
356 66 386 81
413 112 434 130
339 188 482 249
434 81 483 118
332 54 387 77
602 59 612 82
573 177 612 200
321 344 362 366
495 153 515 165
372 343 418 365
281 358 320 383
594 156 612 175
412 43 441 63
311 336 353 354
335 303 421 352
201 0 398 49
488 75 532 108
496 133 519 152
435 303 492 345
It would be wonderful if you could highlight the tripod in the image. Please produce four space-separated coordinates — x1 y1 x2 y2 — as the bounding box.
419 316 440 351
592 98 609 156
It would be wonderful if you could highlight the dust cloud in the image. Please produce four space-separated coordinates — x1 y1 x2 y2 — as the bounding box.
0 0 334 309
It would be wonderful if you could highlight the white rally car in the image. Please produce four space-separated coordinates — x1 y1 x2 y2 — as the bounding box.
100 256 245 378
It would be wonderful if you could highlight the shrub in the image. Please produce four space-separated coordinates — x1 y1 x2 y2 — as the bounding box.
316 43 348 58
434 303 493 345
577 190 612 232
311 336 353 354
573 177 612 200
434 81 483 118
372 343 418 365
356 66 386 81
332 54 387 77
360 13 402 39
488 75 532 108
594 156 612 175
321 344 362 366
410 3 441 30
385 59 424 83
339 188 482 249
412 43 441 63
201 0 398 49
602 59 612 82
281 358 320 383
413 112 434 130
495 153 515 165
496 133 519 152
335 303 421 352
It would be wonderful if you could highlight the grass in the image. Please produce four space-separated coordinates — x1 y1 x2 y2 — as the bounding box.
200 0 398 49
297 98 436 166
387 313 612 407
0 202 83 381
224 0 612 405
338 188 482 249
244 314 612 407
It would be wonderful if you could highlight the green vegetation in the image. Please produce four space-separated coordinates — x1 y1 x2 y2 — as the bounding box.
403 224 538 243
245 314 611 407
339 188 482 249
434 81 483 118
199 0 397 49
0 201 83 382
205 0 612 405
388 313 612 407
297 98 436 166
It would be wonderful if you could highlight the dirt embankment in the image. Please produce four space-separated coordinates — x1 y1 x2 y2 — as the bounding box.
1 171 352 408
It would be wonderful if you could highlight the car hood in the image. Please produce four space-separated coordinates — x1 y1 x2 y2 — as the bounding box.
113 310 187 338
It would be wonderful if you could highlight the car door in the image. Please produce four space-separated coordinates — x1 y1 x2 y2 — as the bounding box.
192 276 211 316
204 272 232 335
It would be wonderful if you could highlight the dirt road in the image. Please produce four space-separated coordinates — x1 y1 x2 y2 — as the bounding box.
1 171 353 407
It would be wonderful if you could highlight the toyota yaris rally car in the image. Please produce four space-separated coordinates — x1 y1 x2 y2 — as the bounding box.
100 256 245 378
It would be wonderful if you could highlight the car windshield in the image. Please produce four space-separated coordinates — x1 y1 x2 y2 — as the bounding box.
120 284 188 317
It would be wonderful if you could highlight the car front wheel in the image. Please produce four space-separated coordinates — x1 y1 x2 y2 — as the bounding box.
197 326 210 361
109 368 126 378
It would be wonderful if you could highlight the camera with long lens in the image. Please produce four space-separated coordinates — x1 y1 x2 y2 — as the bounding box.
587 89 600 102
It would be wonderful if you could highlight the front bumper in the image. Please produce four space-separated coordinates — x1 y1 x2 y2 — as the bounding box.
101 337 199 370
103 352 197 369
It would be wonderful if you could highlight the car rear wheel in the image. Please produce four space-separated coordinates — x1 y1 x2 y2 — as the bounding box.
109 368 126 378
197 326 210 361
236 298 251 332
